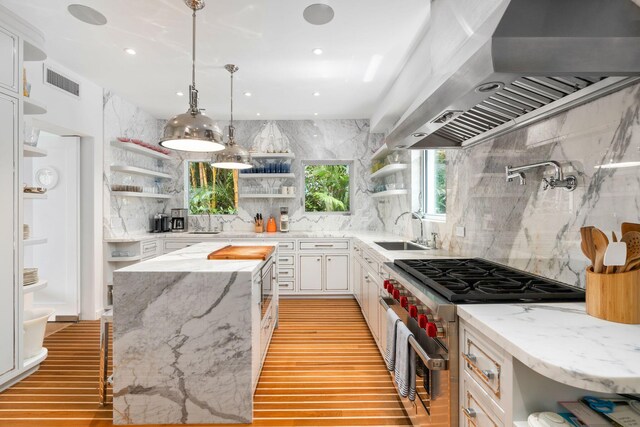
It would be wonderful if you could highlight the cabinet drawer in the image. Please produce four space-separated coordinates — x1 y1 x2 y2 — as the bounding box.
461 324 505 404
142 240 158 255
278 281 294 291
278 268 294 279
277 240 295 252
164 240 200 251
300 240 349 251
461 371 505 427
278 255 294 266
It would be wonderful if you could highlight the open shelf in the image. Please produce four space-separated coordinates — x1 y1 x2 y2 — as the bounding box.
24 237 47 246
239 194 296 199
24 40 47 61
239 173 295 179
23 280 48 294
371 143 393 161
24 193 47 199
23 347 48 370
370 163 408 179
250 153 295 159
111 191 172 199
110 140 172 160
110 165 172 179
23 98 47 115
371 189 408 198
23 145 47 158
107 255 142 263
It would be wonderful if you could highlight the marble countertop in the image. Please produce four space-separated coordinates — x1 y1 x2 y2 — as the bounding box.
115 241 276 274
458 303 640 394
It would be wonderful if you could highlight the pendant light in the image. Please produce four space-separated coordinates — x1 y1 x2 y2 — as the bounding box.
159 0 224 152
211 64 252 169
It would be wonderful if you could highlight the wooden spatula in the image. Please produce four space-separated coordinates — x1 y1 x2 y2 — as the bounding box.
621 231 640 272
591 228 609 274
580 226 595 267
621 222 640 235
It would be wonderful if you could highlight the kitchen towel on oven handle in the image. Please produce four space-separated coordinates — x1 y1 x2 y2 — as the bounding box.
394 321 417 401
384 308 401 371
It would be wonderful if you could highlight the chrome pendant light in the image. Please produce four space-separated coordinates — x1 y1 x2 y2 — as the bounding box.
211 64 252 169
159 0 224 152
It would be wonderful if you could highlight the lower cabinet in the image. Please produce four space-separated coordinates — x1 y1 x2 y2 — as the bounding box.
299 254 349 292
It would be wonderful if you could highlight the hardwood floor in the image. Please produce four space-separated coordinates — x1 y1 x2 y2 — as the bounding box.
0 298 410 426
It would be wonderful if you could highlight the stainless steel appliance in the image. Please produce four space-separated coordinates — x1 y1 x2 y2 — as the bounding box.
151 213 171 233
171 208 188 233
385 0 640 151
380 258 585 426
279 207 289 233
259 255 274 320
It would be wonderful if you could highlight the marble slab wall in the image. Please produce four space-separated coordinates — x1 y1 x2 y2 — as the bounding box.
420 82 640 287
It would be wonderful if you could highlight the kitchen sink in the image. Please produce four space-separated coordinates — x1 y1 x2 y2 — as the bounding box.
188 231 222 235
374 241 429 251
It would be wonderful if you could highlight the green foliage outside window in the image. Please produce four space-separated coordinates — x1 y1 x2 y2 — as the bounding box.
434 150 446 214
188 161 238 215
304 164 351 213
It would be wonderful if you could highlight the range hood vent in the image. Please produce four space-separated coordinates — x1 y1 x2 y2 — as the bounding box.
385 0 640 150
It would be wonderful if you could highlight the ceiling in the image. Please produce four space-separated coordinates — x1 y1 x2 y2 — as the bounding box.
1 0 430 121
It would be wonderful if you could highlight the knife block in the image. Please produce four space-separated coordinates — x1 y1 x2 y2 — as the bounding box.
586 267 640 324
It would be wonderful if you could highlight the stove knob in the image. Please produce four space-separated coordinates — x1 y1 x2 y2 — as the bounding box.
387 283 395 295
408 305 418 318
392 289 400 300
425 322 438 338
400 296 408 308
383 280 391 291
417 314 428 329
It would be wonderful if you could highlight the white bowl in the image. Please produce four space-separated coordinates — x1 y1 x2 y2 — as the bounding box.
24 308 55 358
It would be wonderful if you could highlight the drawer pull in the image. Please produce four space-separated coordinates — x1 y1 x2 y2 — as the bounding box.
463 352 496 384
314 244 334 247
462 407 477 419
462 352 477 363
481 369 495 379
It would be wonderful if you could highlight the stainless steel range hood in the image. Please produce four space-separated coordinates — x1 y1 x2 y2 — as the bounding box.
386 0 640 150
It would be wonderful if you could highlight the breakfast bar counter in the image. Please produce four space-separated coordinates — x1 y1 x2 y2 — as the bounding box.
112 242 277 425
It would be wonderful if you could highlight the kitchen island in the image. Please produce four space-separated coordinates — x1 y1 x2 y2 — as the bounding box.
112 242 277 425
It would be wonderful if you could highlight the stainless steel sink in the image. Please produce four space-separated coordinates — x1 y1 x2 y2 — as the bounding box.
374 241 428 251
188 231 222 235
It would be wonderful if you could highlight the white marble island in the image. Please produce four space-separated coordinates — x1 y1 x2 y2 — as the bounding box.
112 242 277 425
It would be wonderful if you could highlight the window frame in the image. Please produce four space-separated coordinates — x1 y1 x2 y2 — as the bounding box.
183 159 239 217
302 160 354 215
420 150 447 222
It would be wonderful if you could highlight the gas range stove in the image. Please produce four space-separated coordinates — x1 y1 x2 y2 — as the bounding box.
393 258 585 303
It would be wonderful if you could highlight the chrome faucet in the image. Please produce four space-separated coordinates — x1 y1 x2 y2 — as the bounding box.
395 211 428 246
505 161 576 191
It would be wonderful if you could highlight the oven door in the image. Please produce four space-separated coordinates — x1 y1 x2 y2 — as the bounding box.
260 257 274 320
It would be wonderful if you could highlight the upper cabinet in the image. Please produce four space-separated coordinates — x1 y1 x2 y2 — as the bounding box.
0 26 18 93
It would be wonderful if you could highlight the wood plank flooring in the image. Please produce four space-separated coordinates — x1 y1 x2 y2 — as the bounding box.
0 298 410 426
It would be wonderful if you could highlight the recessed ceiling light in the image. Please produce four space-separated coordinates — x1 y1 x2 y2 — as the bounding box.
176 91 184 97
67 4 107 25
313 91 320 97
314 112 318 116
124 48 136 55
303 4 335 25
312 48 323 55
256 113 261 116
244 92 252 97
313 134 318 137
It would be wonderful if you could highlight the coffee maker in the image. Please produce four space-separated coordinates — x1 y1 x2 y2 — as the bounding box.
279 207 289 233
151 213 171 233
171 208 188 233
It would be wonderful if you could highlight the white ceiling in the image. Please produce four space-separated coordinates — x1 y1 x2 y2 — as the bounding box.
1 0 429 120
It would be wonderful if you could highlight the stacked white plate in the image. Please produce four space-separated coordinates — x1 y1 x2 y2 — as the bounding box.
23 268 39 286
23 224 30 240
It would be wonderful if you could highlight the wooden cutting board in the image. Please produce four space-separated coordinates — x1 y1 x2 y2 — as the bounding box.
207 245 274 260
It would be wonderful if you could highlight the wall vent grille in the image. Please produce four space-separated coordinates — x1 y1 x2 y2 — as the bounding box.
44 66 80 97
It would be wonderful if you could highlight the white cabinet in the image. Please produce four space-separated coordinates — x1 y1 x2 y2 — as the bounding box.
0 91 18 378
299 255 323 291
325 255 349 291
0 27 17 93
364 270 380 342
353 259 362 305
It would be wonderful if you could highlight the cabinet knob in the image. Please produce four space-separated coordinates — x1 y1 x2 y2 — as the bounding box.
327 258 331 261
317 258 321 262
463 407 477 419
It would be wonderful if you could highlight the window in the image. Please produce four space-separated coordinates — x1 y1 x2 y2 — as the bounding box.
186 161 239 215
421 150 446 219
304 161 352 214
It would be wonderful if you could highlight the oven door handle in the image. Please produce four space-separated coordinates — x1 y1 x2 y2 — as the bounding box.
379 297 449 371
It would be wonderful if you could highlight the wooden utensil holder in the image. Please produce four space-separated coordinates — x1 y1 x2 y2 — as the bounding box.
254 224 263 233
586 267 640 324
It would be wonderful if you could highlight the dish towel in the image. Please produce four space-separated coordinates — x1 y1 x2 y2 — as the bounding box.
394 321 417 401
384 308 401 371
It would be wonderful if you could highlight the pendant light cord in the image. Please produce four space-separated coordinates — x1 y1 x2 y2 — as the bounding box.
230 69 234 127
188 6 198 114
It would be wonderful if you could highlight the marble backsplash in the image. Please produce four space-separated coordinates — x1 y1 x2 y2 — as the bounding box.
425 82 640 288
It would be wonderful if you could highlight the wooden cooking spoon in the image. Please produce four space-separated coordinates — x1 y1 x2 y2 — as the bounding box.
621 222 640 235
591 228 609 274
580 226 595 267
621 231 640 272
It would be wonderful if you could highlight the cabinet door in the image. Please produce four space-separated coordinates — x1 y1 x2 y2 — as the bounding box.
325 254 349 291
0 93 18 377
0 27 18 92
353 260 362 305
299 255 323 291
367 274 380 341
361 269 370 320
